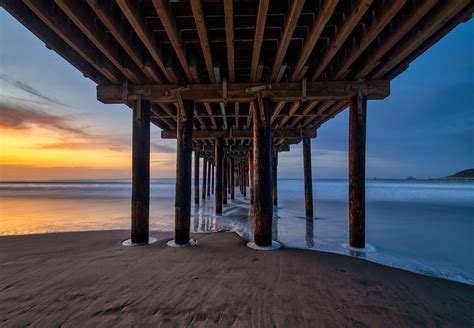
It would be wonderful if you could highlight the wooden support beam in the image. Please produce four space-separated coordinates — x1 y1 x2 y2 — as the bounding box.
270 0 305 82
224 0 235 82
253 97 273 246
87 0 162 84
116 0 177 83
202 157 207 200
55 0 144 83
194 150 200 204
190 0 216 83
161 129 316 140
303 137 313 218
204 103 218 130
355 0 437 79
215 138 223 215
250 0 269 82
271 101 286 124
290 0 338 81
207 159 211 196
174 100 194 245
272 150 278 207
248 150 254 205
211 162 215 195
312 0 373 81
333 0 406 80
97 80 390 104
131 97 150 243
0 0 106 84
223 155 228 204
288 101 318 127
230 157 235 200
371 0 469 79
349 92 366 248
152 0 197 83
23 0 122 83
278 101 300 128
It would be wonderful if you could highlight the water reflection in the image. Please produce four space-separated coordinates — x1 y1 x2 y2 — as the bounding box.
305 218 314 248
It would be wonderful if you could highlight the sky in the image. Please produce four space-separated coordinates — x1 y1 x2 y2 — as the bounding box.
0 9 472 180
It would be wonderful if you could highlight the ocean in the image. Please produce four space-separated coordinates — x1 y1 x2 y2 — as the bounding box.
0 179 473 285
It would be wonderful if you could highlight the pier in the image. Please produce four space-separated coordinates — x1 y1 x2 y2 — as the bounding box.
2 0 472 249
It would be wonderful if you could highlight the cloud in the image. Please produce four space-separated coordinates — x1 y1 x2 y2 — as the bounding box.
0 101 88 137
151 143 176 153
0 74 67 106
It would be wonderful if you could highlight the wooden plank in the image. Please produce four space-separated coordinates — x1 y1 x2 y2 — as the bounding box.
190 0 216 83
270 0 305 82
355 0 437 79
271 101 286 124
288 101 318 127
161 129 316 139
311 0 373 81
55 0 144 83
0 0 106 84
116 0 178 83
333 0 406 80
152 0 197 83
290 0 338 81
250 0 269 82
23 0 122 83
224 0 235 82
87 0 162 84
202 157 207 200
204 103 217 130
278 101 301 128
97 80 390 104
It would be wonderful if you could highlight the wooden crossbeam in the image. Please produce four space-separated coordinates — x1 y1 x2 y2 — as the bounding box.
311 0 373 81
23 0 122 83
355 0 437 79
290 0 338 81
87 0 162 84
55 0 145 83
288 101 318 127
250 0 269 82
269 0 305 82
204 103 217 130
161 129 316 139
278 101 300 128
97 80 390 104
116 0 177 83
1 0 106 84
371 0 469 79
271 101 286 124
152 0 196 83
190 0 216 83
333 0 406 80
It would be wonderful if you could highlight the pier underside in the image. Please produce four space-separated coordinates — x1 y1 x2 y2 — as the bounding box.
2 0 472 247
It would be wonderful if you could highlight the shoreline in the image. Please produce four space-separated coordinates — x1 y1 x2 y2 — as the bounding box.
1 230 473 326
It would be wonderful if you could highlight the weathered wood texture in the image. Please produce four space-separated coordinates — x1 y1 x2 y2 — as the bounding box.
174 101 194 244
253 98 273 246
349 93 367 248
211 163 214 195
215 138 223 215
272 150 278 207
303 137 313 219
230 157 235 200
202 157 207 200
248 150 254 205
223 155 228 205
194 150 200 205
206 159 211 196
131 98 150 243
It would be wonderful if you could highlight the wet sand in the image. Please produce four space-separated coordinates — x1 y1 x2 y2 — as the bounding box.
0 230 473 327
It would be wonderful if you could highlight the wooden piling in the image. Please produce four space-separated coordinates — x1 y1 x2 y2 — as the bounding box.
215 138 223 214
211 163 214 194
243 161 247 198
303 137 313 218
223 155 228 204
272 149 278 207
202 157 207 200
230 157 235 199
253 98 273 247
349 92 367 248
194 150 200 205
248 150 254 205
131 97 150 244
174 100 194 245
207 159 211 196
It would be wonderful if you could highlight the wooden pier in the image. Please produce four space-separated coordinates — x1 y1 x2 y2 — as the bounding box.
2 0 471 248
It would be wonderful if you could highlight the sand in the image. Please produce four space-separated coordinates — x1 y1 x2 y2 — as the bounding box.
0 230 472 327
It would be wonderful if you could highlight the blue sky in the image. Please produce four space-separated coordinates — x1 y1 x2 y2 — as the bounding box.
0 9 472 179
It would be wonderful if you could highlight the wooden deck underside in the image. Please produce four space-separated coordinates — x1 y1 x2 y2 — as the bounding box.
2 0 472 153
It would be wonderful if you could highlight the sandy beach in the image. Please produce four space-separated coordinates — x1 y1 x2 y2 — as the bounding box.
0 230 472 327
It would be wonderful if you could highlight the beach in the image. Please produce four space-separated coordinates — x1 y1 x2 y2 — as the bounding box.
1 230 473 327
